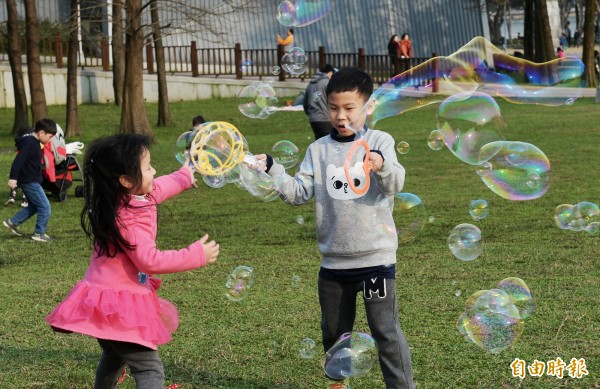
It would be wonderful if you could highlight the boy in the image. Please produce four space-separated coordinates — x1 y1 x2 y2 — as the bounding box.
4 119 57 242
257 67 414 388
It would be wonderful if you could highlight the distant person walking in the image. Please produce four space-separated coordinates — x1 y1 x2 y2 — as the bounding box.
387 34 401 77
399 33 413 73
277 28 294 51
303 64 336 139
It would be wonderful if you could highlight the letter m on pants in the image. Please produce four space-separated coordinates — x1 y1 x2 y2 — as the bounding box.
364 277 386 299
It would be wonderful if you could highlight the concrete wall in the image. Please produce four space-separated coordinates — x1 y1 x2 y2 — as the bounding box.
0 65 306 109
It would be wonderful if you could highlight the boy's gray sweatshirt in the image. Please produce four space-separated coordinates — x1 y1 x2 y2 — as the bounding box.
267 129 405 269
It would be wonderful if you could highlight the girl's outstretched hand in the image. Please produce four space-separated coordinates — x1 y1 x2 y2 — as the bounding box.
198 234 219 264
183 157 199 188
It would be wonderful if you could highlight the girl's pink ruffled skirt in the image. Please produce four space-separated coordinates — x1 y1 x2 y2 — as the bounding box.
46 281 179 349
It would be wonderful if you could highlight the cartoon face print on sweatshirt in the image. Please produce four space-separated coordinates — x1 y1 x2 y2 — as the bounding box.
326 161 368 200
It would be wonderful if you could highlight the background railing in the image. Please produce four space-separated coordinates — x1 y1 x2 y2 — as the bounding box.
0 33 436 85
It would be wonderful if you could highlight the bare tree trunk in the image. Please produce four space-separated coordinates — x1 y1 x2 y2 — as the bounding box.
582 0 598 86
151 0 171 126
6 0 29 133
535 0 555 63
112 0 125 107
66 0 81 136
24 0 48 122
524 0 535 60
120 0 152 137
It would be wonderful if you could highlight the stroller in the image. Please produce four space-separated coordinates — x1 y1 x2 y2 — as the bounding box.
41 124 85 202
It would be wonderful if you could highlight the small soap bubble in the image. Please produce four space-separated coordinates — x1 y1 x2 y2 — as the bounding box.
281 47 308 76
427 130 445 151
454 289 462 297
291 274 301 287
239 58 253 74
469 199 489 221
448 223 483 261
497 277 535 319
428 216 435 223
299 337 317 359
396 141 410 155
225 265 255 302
296 215 305 224
271 65 281 75
271 140 300 169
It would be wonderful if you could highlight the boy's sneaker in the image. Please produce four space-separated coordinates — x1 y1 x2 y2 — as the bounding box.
31 233 53 242
3 220 22 236
5 190 17 206
21 199 29 207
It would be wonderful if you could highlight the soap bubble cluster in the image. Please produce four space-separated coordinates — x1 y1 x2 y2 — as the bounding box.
457 277 534 354
238 81 279 119
553 201 599 235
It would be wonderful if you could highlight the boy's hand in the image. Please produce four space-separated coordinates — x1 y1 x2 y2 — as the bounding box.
198 234 219 264
369 152 384 172
253 154 269 171
7 179 17 190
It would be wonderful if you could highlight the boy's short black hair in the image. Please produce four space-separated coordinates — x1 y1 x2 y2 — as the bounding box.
325 67 373 101
319 64 335 74
289 28 294 34
34 118 57 135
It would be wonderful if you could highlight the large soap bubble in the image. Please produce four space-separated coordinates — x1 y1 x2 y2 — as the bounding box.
276 0 332 27
324 331 378 380
238 81 279 119
368 36 584 127
448 223 483 261
437 91 506 165
457 289 524 354
477 141 551 200
225 265 255 302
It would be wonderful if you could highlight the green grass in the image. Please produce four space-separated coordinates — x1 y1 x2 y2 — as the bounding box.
1 97 599 388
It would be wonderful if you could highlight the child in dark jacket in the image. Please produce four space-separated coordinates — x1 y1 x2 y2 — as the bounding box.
3 119 57 242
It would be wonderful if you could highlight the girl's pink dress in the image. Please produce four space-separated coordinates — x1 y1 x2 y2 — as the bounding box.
46 168 206 350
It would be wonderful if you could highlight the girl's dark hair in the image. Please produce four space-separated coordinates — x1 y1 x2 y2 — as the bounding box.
80 134 151 257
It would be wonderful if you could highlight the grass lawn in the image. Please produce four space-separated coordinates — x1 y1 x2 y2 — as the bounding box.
0 96 599 388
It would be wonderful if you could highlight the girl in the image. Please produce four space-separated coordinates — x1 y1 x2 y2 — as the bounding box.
46 134 219 388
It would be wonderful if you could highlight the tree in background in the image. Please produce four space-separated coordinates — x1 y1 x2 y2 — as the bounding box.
24 0 48 122
5 0 28 134
120 0 152 137
112 1 125 107
523 0 555 63
581 0 599 86
66 0 81 136
151 0 171 126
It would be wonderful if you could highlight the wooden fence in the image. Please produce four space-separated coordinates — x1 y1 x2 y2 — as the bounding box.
0 33 436 86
